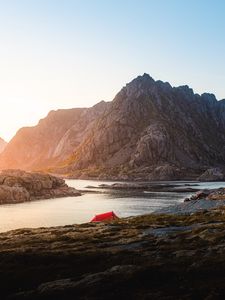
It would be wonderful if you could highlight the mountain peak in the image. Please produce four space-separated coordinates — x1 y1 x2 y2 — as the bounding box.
201 93 217 104
122 73 156 98
134 73 155 82
142 72 154 79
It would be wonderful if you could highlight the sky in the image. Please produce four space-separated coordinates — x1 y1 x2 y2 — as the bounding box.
0 0 224 141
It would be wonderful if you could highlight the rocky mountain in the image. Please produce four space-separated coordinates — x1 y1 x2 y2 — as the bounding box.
0 137 7 154
0 101 109 170
57 74 225 180
0 73 225 180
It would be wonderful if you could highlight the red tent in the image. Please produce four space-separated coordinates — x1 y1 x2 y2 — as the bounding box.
91 211 118 222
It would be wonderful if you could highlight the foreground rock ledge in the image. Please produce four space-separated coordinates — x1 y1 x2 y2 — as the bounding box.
0 169 81 204
2 207 225 299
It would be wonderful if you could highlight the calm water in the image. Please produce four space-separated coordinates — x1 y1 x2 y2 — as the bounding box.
0 179 224 233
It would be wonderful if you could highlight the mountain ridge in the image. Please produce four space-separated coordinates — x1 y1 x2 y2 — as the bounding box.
56 74 225 180
0 74 225 180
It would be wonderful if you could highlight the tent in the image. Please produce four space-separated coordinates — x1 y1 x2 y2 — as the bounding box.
91 211 119 222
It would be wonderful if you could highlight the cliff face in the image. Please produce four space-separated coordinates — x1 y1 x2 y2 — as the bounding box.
0 108 85 170
52 101 109 161
0 74 225 180
0 101 108 170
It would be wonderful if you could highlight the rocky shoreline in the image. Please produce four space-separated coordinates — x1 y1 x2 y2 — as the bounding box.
156 187 225 215
1 205 225 299
62 165 201 181
0 169 81 204
0 186 225 299
85 182 225 215
62 166 225 184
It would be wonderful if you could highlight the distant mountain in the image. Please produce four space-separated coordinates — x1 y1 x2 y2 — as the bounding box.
0 101 109 170
1 74 225 180
0 138 7 154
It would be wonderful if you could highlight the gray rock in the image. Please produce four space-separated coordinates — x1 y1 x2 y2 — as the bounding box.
156 199 225 215
148 164 181 181
60 74 225 179
198 168 225 181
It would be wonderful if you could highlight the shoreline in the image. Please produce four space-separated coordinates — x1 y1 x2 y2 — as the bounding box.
1 186 225 298
1 205 225 299
0 180 225 233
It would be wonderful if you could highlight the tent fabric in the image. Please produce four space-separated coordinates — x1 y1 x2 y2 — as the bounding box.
91 211 118 222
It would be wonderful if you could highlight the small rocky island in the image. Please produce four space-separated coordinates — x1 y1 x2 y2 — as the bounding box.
0 169 81 204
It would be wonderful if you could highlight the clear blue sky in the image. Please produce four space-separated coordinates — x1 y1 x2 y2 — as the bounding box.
0 0 224 141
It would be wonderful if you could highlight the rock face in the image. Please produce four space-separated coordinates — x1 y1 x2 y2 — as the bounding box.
0 101 109 170
198 167 225 181
188 188 225 201
147 164 181 181
1 74 225 180
0 137 7 154
158 188 225 215
0 169 81 204
60 74 225 179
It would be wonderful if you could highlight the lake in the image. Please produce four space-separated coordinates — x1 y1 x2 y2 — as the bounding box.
0 179 224 232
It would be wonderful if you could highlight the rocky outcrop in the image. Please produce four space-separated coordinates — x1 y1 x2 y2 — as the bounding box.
187 188 225 201
198 167 225 181
156 187 225 215
0 137 7 154
147 164 181 181
0 169 81 204
0 185 30 204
